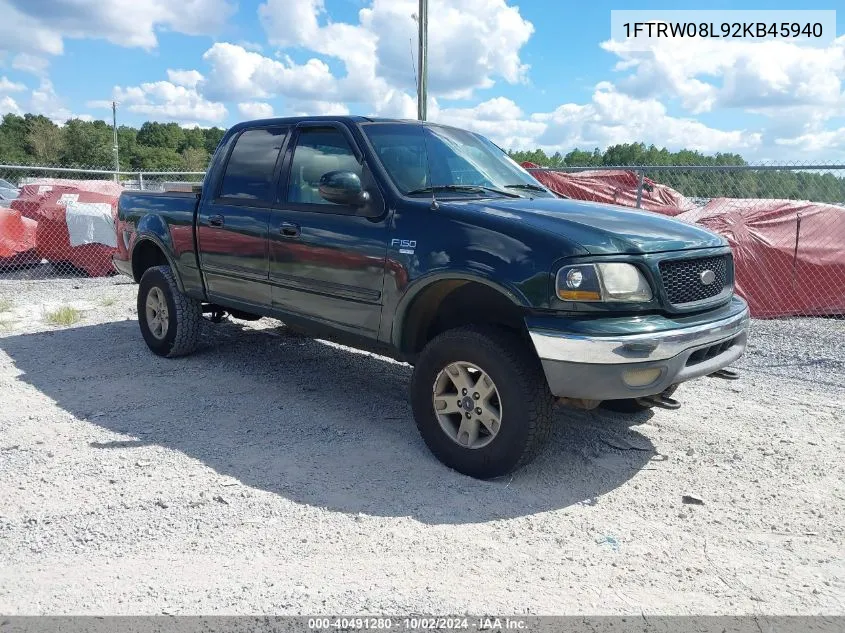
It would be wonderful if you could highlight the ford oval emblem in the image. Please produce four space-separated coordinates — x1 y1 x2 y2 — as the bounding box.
700 270 717 286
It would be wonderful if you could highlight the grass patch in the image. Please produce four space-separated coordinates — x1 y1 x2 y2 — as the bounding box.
44 306 82 327
100 297 117 307
0 298 12 313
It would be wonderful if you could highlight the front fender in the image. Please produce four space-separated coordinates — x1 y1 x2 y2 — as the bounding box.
389 271 530 350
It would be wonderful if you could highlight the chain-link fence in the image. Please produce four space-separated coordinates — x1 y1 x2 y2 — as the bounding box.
0 165 203 279
1 162 844 320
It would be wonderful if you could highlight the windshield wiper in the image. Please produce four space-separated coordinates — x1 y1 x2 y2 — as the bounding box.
505 183 548 192
406 184 522 198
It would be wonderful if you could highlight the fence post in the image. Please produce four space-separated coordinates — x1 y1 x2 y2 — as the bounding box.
635 169 644 209
138 172 144 191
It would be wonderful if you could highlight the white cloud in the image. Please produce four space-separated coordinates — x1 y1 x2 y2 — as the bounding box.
432 97 545 149
533 83 761 154
237 101 274 119
0 0 236 55
113 80 227 123
167 69 204 89
257 0 533 102
361 0 533 98
12 53 50 76
602 35 845 121
29 79 92 123
1 95 22 116
0 0 64 56
775 128 845 153
0 76 26 93
201 43 337 103
289 100 350 117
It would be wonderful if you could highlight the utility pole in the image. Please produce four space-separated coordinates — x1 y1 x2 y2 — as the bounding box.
112 101 120 181
417 0 428 121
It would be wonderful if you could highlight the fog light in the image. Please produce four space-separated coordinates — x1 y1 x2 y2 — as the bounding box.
622 367 662 388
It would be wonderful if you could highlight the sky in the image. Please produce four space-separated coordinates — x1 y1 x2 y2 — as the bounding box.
1 0 844 160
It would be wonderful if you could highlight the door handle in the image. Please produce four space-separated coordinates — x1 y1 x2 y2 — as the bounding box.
280 222 301 238
208 214 225 227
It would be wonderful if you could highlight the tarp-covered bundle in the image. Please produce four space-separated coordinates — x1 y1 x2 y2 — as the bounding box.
677 199 845 318
522 163 695 215
0 207 38 265
9 180 121 276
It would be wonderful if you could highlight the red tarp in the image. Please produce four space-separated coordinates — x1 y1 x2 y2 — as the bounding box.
9 180 121 277
677 199 845 318
0 207 38 264
522 165 844 318
523 163 694 215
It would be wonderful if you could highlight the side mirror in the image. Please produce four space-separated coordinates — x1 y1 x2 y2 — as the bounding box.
318 170 371 207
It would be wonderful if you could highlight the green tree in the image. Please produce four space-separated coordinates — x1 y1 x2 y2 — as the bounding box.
203 127 226 154
180 147 210 171
25 114 65 164
60 119 113 167
0 114 30 163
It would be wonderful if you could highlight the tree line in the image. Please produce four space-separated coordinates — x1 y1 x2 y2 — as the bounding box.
2 113 843 203
509 144 845 203
0 113 225 172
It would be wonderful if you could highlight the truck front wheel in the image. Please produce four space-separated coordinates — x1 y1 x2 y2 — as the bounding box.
137 265 202 358
410 326 554 479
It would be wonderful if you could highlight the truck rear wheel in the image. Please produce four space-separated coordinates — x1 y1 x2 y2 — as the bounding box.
410 326 554 479
137 265 202 358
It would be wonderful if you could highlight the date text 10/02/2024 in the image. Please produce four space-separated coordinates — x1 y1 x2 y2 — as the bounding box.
307 617 528 630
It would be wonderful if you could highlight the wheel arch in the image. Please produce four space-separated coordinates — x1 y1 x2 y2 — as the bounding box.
131 234 185 292
392 273 531 357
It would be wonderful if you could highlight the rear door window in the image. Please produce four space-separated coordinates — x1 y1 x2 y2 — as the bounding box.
218 127 287 203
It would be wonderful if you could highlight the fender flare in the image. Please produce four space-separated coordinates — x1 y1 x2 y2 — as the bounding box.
390 271 530 350
130 233 186 293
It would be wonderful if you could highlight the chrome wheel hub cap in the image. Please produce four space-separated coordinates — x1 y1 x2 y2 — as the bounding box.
432 361 502 450
145 287 169 340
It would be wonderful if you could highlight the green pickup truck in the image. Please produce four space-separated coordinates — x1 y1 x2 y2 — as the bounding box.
114 116 749 479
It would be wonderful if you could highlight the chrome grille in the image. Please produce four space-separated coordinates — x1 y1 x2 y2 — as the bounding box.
659 255 730 306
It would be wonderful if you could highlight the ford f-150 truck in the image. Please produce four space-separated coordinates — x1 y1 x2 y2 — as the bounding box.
114 116 749 479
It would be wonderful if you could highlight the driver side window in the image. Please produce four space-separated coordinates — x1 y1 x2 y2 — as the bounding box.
288 128 361 205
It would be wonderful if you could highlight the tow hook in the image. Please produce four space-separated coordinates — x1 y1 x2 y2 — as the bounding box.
710 368 740 380
635 392 682 410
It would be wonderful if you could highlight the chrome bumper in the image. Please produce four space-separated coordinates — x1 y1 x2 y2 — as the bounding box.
529 305 750 365
527 300 750 400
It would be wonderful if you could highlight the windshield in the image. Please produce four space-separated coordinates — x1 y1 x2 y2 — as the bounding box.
362 123 554 198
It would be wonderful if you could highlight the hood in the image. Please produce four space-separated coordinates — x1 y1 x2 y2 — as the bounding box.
450 196 726 255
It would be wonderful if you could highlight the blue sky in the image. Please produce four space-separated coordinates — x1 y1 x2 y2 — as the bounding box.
1 0 844 160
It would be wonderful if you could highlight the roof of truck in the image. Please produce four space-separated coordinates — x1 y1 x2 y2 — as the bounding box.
229 116 420 130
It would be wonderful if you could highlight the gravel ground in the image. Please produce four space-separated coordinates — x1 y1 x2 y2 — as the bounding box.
0 274 843 615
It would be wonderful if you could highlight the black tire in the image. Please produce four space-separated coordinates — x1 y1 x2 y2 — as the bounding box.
410 325 554 479
601 385 678 413
137 265 202 358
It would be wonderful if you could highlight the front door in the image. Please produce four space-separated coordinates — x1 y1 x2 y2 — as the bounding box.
197 126 288 308
269 124 388 337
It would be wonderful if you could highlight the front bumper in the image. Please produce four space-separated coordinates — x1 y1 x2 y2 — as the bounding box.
528 297 750 401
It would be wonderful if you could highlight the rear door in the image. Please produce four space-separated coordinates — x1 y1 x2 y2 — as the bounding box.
197 126 288 308
268 123 389 337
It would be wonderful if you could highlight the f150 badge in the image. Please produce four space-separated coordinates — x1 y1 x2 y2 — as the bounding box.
391 239 416 255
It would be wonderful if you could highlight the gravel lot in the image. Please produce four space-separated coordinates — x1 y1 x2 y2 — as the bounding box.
0 274 843 615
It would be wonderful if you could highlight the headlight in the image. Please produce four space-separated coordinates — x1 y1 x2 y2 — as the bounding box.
556 263 652 302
